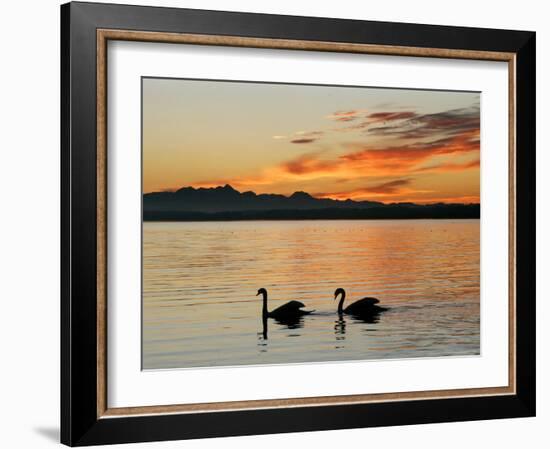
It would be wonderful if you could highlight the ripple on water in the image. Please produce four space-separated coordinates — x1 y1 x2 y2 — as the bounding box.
142 220 480 369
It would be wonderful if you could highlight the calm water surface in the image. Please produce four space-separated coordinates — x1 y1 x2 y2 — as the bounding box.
143 220 480 369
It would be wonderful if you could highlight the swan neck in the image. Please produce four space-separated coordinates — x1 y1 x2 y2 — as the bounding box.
337 291 345 314
262 291 268 317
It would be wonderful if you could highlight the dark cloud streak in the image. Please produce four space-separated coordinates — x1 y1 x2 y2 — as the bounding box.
291 138 317 144
367 106 480 139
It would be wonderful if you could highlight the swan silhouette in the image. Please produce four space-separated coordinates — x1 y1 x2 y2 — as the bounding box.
334 287 388 318
257 288 314 323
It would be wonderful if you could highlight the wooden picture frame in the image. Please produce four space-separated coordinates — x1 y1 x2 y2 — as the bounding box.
61 1 535 446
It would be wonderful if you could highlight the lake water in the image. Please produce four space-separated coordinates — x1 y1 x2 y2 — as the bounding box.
143 219 480 370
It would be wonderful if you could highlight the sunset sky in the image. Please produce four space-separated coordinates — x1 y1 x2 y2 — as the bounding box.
143 78 480 204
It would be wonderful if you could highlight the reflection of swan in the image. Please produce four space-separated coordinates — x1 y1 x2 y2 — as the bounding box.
261 315 268 340
334 288 388 319
334 315 346 340
257 288 314 324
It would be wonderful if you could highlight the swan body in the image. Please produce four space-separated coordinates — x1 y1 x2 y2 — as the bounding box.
268 300 309 318
257 288 313 320
334 288 388 317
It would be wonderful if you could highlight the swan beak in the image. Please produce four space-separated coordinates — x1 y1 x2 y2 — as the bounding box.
256 291 260 296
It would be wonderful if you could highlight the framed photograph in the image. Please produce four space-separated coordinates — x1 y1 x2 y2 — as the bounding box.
61 2 536 446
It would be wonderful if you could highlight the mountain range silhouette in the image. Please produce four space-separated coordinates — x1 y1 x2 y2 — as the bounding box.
143 184 480 221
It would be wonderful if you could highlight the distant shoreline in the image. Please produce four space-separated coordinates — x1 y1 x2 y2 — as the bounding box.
143 205 480 222
143 185 479 221
143 217 481 223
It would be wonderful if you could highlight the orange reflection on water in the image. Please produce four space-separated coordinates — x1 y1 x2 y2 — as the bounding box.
143 219 480 369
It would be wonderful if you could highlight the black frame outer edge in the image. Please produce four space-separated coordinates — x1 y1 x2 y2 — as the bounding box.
514 33 536 415
60 2 71 446
60 2 536 446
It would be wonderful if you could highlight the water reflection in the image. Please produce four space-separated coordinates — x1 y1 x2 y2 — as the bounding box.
143 220 480 369
333 311 383 342
348 310 384 324
334 315 346 340
258 314 305 343
259 309 386 350
261 316 268 340
273 315 305 329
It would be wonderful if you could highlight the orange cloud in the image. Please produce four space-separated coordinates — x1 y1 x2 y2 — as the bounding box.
184 105 480 203
361 178 413 193
316 185 479 204
190 127 479 199
341 128 480 175
281 153 341 175
326 110 366 122
367 111 417 123
315 178 434 201
416 158 480 173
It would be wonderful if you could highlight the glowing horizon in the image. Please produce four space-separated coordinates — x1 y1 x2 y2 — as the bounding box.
143 78 480 204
